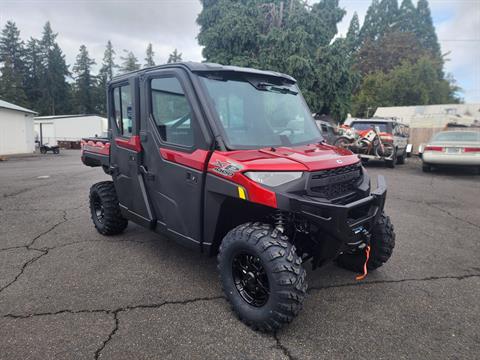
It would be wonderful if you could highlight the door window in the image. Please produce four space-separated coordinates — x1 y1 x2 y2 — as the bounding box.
112 85 133 136
150 77 194 147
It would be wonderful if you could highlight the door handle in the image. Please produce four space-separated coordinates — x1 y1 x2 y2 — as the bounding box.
186 171 198 184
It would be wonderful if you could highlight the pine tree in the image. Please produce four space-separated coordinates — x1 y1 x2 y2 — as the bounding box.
377 0 399 35
99 40 117 82
38 22 71 115
0 21 25 72
359 0 381 42
0 58 28 106
97 40 117 115
346 12 360 52
119 50 140 73
72 45 96 114
24 38 43 109
0 21 28 106
416 0 441 59
397 0 417 33
167 48 182 63
144 43 155 67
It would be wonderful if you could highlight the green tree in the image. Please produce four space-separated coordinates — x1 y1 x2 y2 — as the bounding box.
416 0 441 59
377 0 399 35
38 22 71 115
197 0 348 117
355 32 428 75
0 58 28 107
72 45 96 113
346 12 360 52
23 38 43 109
315 39 359 121
167 48 182 63
197 0 262 66
359 0 381 43
352 57 459 117
145 43 155 67
0 21 28 106
96 40 117 115
99 40 117 82
397 0 417 33
119 50 140 73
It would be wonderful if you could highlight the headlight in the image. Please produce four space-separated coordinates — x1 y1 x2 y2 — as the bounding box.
244 172 303 187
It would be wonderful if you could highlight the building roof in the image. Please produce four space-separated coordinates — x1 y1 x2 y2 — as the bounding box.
35 114 105 120
0 99 37 115
374 104 480 128
113 61 296 83
375 104 480 120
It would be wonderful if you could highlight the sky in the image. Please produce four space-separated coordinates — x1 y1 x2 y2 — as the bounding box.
0 0 479 102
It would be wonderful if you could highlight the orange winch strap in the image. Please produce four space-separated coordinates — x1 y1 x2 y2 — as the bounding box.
356 245 371 281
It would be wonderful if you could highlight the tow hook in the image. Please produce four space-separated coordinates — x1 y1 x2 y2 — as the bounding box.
351 227 371 281
355 245 371 281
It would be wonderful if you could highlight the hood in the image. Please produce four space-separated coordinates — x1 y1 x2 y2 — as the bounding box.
219 143 360 172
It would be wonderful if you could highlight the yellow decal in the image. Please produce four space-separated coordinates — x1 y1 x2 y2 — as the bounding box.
238 186 247 200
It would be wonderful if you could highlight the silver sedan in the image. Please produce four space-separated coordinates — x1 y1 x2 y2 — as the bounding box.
422 130 480 172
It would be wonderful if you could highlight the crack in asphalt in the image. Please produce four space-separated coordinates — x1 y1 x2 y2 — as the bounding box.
3 295 226 319
2 295 225 359
0 250 47 294
307 273 480 293
0 210 69 294
94 311 119 360
274 332 295 360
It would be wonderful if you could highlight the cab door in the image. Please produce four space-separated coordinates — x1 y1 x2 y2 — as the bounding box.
109 78 154 227
140 69 211 249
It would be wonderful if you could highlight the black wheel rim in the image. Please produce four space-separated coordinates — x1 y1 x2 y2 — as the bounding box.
232 253 270 307
92 194 105 224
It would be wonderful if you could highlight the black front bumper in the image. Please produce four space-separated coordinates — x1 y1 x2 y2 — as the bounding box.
277 175 387 248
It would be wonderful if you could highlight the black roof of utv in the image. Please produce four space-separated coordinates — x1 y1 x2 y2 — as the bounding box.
112 61 296 83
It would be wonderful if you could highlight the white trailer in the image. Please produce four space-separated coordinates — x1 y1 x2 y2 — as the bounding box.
34 115 108 146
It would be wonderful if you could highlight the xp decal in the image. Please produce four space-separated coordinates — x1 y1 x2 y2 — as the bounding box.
212 160 243 177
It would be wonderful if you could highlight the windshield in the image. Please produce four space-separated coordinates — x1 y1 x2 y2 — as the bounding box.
432 131 480 142
351 122 391 133
199 75 322 149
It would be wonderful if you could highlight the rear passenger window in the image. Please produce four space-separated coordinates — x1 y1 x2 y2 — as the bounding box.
112 85 133 136
150 77 194 147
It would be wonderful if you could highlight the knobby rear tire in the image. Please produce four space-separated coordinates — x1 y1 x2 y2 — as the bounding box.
89 181 128 235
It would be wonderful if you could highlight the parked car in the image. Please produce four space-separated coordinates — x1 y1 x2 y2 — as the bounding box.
340 118 411 167
81 62 395 332
314 119 338 145
422 130 480 172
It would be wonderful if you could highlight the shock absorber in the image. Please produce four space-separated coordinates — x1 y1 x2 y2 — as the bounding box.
273 210 289 234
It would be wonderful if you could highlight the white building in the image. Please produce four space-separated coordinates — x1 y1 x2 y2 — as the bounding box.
0 99 37 156
34 115 108 146
374 104 480 128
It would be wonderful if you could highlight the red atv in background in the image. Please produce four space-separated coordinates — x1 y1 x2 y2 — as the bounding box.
81 63 395 332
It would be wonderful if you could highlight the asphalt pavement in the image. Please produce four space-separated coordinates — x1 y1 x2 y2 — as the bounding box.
0 150 479 359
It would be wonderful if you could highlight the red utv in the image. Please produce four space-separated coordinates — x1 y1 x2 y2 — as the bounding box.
81 62 395 332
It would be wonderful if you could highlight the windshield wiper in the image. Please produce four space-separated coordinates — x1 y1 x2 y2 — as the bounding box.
256 82 298 95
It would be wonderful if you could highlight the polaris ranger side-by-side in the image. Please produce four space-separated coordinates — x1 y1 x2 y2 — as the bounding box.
81 62 395 332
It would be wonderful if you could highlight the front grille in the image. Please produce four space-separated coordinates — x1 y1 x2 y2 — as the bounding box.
308 164 362 202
